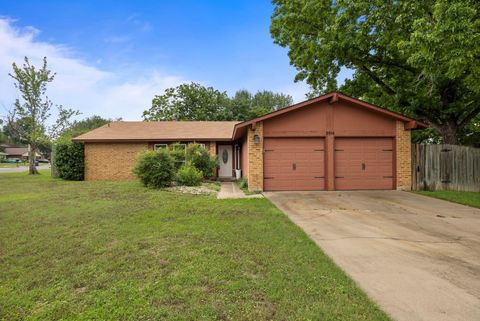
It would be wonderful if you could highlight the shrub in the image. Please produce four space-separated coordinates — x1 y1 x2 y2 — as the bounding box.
176 163 203 186
169 142 186 170
133 149 175 188
54 140 84 180
185 143 218 177
237 178 248 190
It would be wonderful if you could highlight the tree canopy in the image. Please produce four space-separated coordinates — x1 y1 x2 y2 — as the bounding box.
270 0 480 144
142 82 293 122
58 115 119 141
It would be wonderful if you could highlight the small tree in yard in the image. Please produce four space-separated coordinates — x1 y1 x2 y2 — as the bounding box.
8 56 79 174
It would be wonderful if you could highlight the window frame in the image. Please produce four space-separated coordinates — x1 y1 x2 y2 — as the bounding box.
154 143 168 150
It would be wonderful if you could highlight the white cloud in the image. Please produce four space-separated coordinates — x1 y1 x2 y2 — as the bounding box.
0 18 186 121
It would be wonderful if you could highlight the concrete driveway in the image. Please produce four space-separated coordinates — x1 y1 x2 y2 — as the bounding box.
265 190 480 321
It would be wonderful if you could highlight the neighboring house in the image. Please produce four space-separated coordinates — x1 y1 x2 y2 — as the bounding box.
73 92 427 191
3 146 43 160
4 147 28 160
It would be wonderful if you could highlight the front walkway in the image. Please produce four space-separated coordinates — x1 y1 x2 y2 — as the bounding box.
217 182 263 199
265 190 480 321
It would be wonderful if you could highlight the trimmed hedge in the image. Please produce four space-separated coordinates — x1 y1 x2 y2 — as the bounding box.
54 141 85 181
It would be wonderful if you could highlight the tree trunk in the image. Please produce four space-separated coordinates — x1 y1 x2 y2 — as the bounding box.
29 145 38 175
436 121 460 144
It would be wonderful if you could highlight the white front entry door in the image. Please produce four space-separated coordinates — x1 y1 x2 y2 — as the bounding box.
218 145 233 178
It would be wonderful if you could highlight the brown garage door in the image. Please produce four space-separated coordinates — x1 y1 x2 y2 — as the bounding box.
335 138 393 190
264 138 325 191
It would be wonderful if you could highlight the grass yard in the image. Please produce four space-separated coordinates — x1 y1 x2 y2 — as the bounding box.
414 190 480 208
0 162 27 168
0 171 390 321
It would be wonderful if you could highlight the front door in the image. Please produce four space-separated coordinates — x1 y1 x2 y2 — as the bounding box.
218 145 233 178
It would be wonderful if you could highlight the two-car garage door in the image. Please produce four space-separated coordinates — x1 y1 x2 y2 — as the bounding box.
263 137 393 191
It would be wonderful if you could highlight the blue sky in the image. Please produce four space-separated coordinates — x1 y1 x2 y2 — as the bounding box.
0 1 351 120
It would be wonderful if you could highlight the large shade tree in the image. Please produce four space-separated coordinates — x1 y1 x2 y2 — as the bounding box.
227 89 293 121
143 82 293 121
143 82 229 121
8 57 79 174
270 0 480 144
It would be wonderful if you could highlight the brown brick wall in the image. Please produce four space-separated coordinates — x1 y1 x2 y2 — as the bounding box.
208 141 216 157
247 122 263 191
396 121 412 190
85 142 148 180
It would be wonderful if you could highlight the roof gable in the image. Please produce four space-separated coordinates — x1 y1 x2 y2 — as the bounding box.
233 92 427 139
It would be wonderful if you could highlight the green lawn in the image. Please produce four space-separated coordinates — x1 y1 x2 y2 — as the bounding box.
414 190 480 208
0 172 389 321
0 162 28 168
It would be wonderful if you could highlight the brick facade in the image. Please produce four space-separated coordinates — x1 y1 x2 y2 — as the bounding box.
247 122 263 191
208 141 216 157
85 142 148 180
396 121 412 190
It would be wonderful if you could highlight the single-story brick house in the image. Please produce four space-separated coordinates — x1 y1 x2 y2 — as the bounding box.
73 92 427 191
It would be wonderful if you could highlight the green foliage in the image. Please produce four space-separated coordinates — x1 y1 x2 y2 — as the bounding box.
175 163 203 186
169 142 187 170
237 178 248 190
54 140 84 181
133 149 175 188
60 115 116 139
185 143 218 177
143 82 229 121
227 90 293 120
142 82 293 121
270 0 480 144
8 56 79 174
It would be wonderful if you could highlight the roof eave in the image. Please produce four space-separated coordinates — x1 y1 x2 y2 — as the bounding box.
72 138 234 143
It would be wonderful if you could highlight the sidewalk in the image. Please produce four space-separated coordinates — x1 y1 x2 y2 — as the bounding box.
0 164 51 173
217 182 263 199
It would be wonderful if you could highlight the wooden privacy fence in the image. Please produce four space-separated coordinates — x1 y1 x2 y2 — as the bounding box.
412 144 480 192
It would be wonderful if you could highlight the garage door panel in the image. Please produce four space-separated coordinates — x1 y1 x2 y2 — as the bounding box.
264 138 325 191
335 138 393 190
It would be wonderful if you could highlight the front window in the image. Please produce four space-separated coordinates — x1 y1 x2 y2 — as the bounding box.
171 143 187 151
154 144 168 150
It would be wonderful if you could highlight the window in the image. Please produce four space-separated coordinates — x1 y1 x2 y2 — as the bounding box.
154 144 168 150
171 143 187 151
198 143 206 148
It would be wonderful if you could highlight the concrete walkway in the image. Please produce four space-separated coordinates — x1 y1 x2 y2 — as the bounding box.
217 182 263 199
265 190 480 321
0 164 50 173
